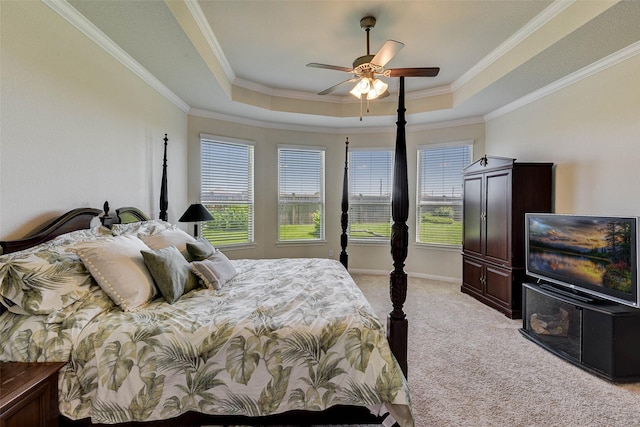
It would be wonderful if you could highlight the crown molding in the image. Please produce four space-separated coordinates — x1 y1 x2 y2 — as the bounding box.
452 0 575 92
485 39 640 121
43 0 190 113
189 108 351 134
234 76 452 104
190 108 484 135
183 0 235 82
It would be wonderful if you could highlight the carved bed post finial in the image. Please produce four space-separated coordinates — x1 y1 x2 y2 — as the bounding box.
340 137 350 269
101 201 114 228
389 77 409 378
159 134 169 221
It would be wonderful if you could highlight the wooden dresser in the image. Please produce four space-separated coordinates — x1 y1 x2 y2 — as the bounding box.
1 362 66 427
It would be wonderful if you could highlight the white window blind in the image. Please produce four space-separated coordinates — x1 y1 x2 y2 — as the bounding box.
278 146 325 241
348 149 393 240
200 136 254 246
417 143 472 246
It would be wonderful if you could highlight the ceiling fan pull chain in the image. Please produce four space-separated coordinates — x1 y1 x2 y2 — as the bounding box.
359 95 363 121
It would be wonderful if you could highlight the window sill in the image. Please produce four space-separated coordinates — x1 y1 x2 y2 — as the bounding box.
348 239 390 246
414 242 462 252
276 240 327 247
216 243 257 251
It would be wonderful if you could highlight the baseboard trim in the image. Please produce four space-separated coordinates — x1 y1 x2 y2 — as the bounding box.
349 268 460 284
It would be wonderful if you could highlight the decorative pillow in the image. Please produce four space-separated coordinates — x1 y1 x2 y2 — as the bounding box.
186 237 216 261
141 246 198 304
140 228 196 260
190 251 237 290
74 235 157 311
110 219 174 237
0 237 100 315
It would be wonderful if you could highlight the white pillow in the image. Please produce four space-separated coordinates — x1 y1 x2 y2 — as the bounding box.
140 228 196 260
74 235 157 311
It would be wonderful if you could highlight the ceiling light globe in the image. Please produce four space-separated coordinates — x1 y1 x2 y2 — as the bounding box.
372 78 388 94
358 78 370 92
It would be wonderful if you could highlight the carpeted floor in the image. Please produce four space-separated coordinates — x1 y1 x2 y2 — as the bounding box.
207 273 640 426
354 273 640 427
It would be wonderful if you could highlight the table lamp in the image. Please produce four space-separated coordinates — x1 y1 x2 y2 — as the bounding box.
178 203 213 237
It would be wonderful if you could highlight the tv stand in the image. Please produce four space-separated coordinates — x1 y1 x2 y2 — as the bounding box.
537 283 596 304
521 282 640 382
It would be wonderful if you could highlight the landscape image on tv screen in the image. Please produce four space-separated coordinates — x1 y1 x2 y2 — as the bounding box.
528 216 634 294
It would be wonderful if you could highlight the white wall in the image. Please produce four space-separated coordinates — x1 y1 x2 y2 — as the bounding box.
188 113 485 280
486 54 640 216
0 1 188 240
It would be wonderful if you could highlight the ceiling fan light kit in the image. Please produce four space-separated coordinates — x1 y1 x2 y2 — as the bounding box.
306 15 439 119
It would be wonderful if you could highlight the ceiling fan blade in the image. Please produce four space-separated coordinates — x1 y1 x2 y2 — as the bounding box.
318 78 359 95
388 67 440 77
307 63 353 73
371 40 405 68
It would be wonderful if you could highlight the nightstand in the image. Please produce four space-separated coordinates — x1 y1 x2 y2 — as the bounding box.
1 362 66 427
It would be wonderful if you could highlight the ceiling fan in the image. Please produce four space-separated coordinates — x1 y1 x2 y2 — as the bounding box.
307 16 440 100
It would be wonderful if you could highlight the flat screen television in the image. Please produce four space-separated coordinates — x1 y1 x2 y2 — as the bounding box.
525 213 640 308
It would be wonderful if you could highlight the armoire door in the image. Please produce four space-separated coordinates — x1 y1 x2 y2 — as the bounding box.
484 170 511 265
462 175 483 257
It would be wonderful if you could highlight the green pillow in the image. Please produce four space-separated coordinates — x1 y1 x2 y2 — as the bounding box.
186 237 216 261
141 246 198 303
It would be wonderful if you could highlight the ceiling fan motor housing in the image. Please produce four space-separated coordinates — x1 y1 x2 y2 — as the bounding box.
353 54 375 70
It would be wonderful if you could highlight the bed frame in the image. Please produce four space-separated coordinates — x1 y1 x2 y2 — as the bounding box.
0 78 411 426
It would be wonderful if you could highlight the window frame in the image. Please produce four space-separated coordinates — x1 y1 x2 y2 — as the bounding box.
199 134 255 248
347 147 394 243
415 140 473 249
277 144 326 243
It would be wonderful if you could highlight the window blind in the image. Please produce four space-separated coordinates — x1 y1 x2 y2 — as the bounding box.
348 149 393 240
278 146 325 241
417 143 471 246
200 137 254 245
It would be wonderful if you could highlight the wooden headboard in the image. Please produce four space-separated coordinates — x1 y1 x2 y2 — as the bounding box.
0 201 150 255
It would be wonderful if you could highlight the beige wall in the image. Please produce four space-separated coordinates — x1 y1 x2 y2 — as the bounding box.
0 1 188 240
486 54 640 216
188 113 485 280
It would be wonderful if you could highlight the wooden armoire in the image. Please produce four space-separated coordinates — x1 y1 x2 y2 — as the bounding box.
461 156 553 319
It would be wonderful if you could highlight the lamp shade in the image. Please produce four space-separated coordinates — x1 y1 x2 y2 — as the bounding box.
178 203 214 223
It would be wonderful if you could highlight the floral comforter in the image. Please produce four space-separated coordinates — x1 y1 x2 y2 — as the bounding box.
1 258 413 426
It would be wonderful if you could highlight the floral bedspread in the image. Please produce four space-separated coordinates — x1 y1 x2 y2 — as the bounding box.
1 258 413 426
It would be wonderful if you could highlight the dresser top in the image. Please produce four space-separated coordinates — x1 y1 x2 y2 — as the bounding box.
0 362 66 409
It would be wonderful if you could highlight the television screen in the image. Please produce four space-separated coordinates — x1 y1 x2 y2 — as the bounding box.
525 213 639 308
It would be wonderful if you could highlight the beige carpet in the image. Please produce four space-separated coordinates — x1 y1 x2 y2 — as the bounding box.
354 273 640 427
208 274 640 426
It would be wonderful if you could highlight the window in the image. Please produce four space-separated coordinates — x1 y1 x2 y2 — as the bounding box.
278 145 325 241
348 148 394 241
200 135 254 246
416 142 472 246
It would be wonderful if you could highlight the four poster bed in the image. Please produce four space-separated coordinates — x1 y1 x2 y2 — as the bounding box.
0 78 412 426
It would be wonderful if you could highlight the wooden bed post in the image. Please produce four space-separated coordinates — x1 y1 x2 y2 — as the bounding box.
389 77 409 378
340 137 349 269
159 134 169 221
